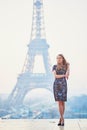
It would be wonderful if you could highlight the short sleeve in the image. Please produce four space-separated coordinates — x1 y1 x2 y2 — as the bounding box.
52 65 57 71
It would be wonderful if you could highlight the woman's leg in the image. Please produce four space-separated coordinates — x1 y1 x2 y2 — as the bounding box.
58 101 65 121
58 101 64 120
63 102 65 115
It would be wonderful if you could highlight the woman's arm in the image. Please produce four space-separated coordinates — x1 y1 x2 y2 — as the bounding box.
52 70 65 79
65 63 70 79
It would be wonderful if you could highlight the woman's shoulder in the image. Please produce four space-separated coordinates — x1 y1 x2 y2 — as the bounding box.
52 64 57 71
53 64 57 68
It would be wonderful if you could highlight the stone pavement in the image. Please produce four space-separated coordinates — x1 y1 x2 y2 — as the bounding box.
0 119 87 130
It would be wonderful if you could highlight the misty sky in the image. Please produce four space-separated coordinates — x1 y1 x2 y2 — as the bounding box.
0 0 87 97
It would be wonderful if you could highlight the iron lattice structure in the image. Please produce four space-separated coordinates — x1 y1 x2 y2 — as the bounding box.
7 0 54 107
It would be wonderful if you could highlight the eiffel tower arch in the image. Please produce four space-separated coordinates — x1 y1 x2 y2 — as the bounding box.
7 0 54 107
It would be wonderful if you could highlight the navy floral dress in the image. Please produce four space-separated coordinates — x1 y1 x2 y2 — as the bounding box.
52 65 67 102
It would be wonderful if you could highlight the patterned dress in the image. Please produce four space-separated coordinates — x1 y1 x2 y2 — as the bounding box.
52 65 67 102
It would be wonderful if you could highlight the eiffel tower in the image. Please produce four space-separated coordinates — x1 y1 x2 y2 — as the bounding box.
7 0 53 107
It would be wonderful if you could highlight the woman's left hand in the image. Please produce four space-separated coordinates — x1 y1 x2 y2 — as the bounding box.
65 73 69 79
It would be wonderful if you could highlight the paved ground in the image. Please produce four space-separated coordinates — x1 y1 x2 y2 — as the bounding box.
0 119 87 130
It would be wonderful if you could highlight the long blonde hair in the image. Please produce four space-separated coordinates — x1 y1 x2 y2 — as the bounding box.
57 54 69 71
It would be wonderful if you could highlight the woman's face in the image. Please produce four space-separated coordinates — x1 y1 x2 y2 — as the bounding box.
57 55 63 64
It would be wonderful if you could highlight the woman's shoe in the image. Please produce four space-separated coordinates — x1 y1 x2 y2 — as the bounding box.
57 118 61 126
61 122 64 126
61 119 64 126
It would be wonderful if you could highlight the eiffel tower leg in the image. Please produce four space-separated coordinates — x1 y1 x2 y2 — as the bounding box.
7 86 28 107
23 51 35 73
43 51 51 74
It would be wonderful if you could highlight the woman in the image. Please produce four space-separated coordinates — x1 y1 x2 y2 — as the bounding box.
52 54 70 126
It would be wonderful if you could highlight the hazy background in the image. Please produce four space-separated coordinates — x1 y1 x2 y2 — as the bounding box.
0 0 87 97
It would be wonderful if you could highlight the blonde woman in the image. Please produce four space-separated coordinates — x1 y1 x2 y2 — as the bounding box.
52 54 70 126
